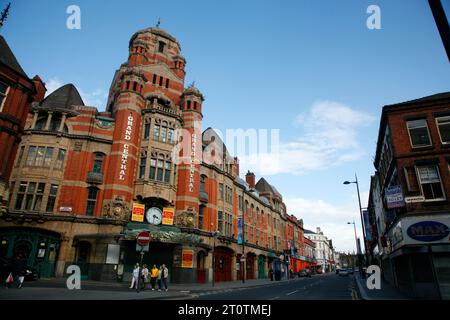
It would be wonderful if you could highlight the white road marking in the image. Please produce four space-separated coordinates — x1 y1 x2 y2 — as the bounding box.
286 290 299 296
269 296 280 300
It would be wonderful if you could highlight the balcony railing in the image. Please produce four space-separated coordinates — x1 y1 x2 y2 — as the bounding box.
86 171 104 184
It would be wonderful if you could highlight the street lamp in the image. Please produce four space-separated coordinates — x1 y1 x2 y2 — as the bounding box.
212 230 220 287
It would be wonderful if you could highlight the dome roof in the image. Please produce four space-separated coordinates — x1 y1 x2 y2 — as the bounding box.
130 27 180 47
41 84 84 109
183 83 204 101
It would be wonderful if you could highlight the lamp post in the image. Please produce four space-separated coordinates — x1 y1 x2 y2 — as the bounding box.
344 174 367 278
212 230 220 287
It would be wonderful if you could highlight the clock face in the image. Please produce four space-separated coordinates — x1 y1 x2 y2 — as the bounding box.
146 207 162 225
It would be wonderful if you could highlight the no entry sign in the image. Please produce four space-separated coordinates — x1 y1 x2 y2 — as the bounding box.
136 231 150 246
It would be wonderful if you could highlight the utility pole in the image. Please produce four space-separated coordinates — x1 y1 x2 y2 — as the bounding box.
429 0 450 62
0 2 11 30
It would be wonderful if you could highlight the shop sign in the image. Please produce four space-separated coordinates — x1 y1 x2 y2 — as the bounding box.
189 133 197 192
385 185 405 209
181 249 194 268
405 196 425 203
407 221 450 242
60 207 72 212
131 203 145 222
162 207 174 225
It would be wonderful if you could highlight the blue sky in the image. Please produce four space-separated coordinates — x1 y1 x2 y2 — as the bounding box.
2 0 450 252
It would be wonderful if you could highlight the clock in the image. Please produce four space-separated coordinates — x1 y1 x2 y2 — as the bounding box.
146 207 163 225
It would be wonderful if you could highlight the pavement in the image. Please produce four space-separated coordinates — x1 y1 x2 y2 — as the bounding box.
354 275 410 300
0 276 305 300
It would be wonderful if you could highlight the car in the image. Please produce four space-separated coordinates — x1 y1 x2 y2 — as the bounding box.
348 268 354 275
0 257 39 282
336 268 341 274
338 268 349 276
298 269 311 277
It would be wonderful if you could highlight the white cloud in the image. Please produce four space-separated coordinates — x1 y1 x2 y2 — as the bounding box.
238 100 376 176
285 196 365 253
44 77 108 109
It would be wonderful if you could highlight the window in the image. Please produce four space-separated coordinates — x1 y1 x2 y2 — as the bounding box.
144 123 150 139
159 76 163 87
165 79 170 89
46 184 59 212
22 182 45 211
407 120 432 148
139 156 147 179
160 125 167 143
85 187 98 216
92 153 104 173
0 81 8 111
152 74 157 84
168 128 174 144
157 159 164 181
133 82 137 91
35 118 46 130
218 211 223 233
43 147 53 167
225 213 232 236
34 147 45 167
218 183 223 201
164 161 171 183
149 159 156 180
153 125 160 141
15 146 25 167
187 101 191 109
200 175 206 193
417 166 445 201
158 41 166 53
55 149 66 170
436 116 450 144
14 182 27 210
49 118 61 132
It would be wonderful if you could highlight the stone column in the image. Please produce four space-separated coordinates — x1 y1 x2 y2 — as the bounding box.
58 113 67 132
44 112 53 131
205 250 213 283
254 256 258 280
31 111 39 129
231 253 237 281
265 256 269 279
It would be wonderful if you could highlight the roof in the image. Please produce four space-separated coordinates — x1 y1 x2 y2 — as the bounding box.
0 35 28 78
304 229 316 234
41 84 85 109
384 92 450 108
255 178 282 199
131 27 180 48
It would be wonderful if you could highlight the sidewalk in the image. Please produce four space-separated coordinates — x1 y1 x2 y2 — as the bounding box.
354 275 410 300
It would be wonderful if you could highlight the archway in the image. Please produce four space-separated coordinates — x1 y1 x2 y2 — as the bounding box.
258 255 266 279
76 241 91 280
214 246 234 282
246 252 256 280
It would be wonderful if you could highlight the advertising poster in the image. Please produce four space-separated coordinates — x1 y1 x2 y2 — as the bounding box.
131 203 145 222
181 249 194 268
162 207 174 225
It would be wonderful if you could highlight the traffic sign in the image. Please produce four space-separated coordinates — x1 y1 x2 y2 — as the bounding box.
136 231 150 246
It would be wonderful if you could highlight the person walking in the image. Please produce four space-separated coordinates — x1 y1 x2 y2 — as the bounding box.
140 264 149 291
160 264 169 291
129 263 140 289
150 264 158 291
269 268 274 281
13 254 27 289
157 265 162 291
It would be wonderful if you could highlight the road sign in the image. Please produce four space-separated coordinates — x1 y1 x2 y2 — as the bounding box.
136 231 150 246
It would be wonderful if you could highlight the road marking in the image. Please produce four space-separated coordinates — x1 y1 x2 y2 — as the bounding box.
268 296 280 300
286 290 298 296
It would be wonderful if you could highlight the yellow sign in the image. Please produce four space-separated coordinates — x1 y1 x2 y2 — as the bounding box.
181 249 194 268
132 203 145 222
162 207 174 225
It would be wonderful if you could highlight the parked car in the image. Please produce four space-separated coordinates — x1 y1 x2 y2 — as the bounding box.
348 268 354 275
338 268 349 276
335 268 341 274
0 257 39 282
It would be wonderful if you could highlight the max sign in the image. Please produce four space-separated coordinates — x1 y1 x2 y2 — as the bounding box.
407 221 450 242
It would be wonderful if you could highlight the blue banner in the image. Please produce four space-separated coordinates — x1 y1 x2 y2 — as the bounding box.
237 217 243 245
363 210 373 241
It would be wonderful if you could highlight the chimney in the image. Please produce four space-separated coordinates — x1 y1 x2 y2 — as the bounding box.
245 171 255 189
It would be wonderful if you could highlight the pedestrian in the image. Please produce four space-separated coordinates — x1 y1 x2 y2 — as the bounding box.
141 264 149 291
150 264 158 290
13 254 27 289
160 264 169 291
129 263 140 289
269 268 274 281
157 265 162 291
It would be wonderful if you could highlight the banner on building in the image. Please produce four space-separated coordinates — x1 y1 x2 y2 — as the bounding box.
237 217 243 245
131 203 145 222
385 185 405 209
181 249 194 268
162 207 174 225
363 210 373 241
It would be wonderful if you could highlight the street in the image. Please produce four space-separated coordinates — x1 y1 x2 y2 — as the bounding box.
194 274 354 300
0 273 355 300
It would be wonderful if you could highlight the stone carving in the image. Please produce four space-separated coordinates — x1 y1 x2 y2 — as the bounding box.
150 230 201 244
103 197 131 221
174 207 196 228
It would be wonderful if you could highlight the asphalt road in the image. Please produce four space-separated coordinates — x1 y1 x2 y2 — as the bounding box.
194 274 355 300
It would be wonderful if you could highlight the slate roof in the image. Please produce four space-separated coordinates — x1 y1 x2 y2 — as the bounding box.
41 84 85 109
255 177 282 199
0 35 28 78
384 92 450 108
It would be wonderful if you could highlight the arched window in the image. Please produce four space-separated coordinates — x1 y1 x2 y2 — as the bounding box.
85 187 98 216
200 175 206 193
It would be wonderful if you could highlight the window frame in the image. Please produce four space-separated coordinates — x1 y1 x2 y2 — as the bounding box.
436 116 450 145
406 119 432 148
0 81 9 112
415 165 446 202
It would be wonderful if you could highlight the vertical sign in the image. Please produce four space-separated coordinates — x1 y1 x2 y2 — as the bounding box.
162 207 174 225
363 210 373 241
237 217 243 245
189 133 197 192
181 249 194 268
119 113 134 181
132 203 145 222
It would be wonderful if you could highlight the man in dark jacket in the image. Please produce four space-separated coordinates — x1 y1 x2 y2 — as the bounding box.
13 254 27 289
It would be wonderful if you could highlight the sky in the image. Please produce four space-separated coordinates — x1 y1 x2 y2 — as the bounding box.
2 0 450 253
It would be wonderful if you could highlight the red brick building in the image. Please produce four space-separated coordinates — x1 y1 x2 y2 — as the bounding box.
0 35 45 205
0 27 312 283
370 92 450 299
